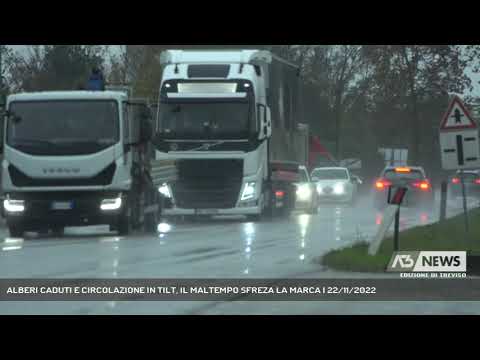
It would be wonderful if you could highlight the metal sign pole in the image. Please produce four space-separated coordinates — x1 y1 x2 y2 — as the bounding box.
460 170 469 235
439 180 447 223
393 207 400 251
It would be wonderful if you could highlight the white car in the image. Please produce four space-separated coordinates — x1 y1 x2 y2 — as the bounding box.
311 167 357 204
294 165 319 214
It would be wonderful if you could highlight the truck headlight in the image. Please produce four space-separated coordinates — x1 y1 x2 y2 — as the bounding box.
100 196 122 211
333 183 345 195
159 183 172 199
296 184 312 201
4 199 25 213
241 182 256 201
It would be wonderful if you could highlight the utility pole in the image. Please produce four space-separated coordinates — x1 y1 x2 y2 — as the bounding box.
0 45 3 91
0 45 5 109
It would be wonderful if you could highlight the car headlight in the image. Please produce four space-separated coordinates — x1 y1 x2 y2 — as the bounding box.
4 199 25 213
333 183 345 195
316 185 323 194
296 184 312 201
100 196 122 211
241 182 256 201
158 183 172 199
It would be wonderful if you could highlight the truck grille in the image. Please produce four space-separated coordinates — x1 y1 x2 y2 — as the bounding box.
172 159 243 209
8 163 116 187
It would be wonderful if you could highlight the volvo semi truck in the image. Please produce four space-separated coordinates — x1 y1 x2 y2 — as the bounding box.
153 49 308 221
0 90 172 237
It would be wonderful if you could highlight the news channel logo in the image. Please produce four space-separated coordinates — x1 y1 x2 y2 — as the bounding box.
387 251 467 278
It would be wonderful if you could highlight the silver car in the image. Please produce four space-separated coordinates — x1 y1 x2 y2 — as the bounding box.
311 167 357 204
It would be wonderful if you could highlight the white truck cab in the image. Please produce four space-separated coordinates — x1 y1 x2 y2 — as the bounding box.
1 90 161 237
153 49 305 220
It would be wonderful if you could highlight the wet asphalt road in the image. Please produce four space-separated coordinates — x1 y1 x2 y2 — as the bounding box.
0 191 479 315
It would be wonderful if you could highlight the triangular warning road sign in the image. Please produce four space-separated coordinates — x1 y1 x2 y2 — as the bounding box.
440 96 477 131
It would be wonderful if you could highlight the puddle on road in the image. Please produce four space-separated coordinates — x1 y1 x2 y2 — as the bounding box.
174 247 223 257
1 238 24 252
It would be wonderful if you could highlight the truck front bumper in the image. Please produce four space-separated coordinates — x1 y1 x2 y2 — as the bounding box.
3 192 124 230
163 205 261 217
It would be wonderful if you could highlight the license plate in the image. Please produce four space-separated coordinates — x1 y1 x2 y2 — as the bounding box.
51 201 73 210
195 209 219 215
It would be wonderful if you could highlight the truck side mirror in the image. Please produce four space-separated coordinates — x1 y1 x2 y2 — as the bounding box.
266 106 272 138
258 104 272 140
0 116 3 154
0 94 6 109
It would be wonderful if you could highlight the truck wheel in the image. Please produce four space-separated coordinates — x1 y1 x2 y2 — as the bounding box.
246 214 262 222
144 211 159 234
8 224 25 238
117 207 132 236
52 227 65 237
308 205 319 215
117 218 131 236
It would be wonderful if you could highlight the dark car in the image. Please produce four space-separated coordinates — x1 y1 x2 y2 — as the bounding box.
449 170 480 199
373 166 434 210
269 161 301 218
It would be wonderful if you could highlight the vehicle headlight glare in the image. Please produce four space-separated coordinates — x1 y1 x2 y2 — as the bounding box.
316 185 323 194
241 182 256 201
296 185 312 201
159 184 172 199
4 199 25 213
333 183 345 195
100 197 122 211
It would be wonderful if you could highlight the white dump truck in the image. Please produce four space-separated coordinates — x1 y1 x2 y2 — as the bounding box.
0 89 175 237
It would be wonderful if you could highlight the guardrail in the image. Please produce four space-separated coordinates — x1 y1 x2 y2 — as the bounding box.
151 160 178 187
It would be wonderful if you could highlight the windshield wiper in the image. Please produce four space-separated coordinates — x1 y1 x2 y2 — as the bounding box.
11 139 56 147
188 141 226 151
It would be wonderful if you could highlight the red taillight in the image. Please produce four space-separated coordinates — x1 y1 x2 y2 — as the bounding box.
275 190 285 198
475 179 480 185
375 179 391 190
452 177 460 184
413 180 431 191
420 183 430 190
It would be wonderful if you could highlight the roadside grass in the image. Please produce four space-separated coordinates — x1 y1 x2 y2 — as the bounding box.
320 208 480 273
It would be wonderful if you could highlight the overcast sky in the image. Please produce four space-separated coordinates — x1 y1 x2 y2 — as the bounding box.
7 45 480 97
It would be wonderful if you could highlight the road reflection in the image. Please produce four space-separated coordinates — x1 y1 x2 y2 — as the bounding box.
242 222 256 274
297 214 311 262
2 238 24 252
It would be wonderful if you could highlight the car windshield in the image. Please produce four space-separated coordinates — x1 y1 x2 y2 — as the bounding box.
298 170 309 182
7 100 119 156
383 170 424 181
311 169 349 180
454 172 479 180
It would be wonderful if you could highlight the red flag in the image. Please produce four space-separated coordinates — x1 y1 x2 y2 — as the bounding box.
310 136 329 155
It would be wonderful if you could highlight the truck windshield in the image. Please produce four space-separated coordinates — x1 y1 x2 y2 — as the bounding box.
7 100 119 156
159 102 252 140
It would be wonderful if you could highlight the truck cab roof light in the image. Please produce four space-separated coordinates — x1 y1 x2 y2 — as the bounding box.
177 83 237 94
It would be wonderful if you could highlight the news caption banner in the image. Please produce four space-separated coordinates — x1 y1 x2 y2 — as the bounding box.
1 251 477 301
2 278 480 302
